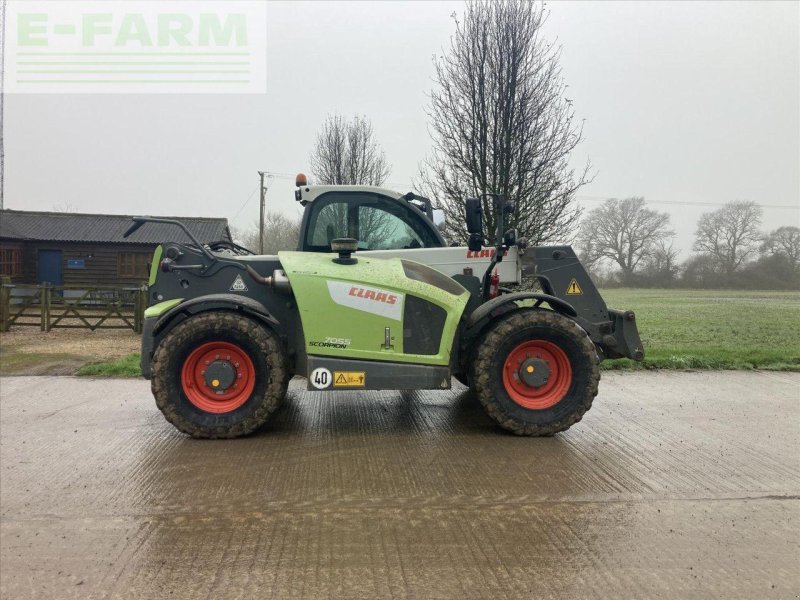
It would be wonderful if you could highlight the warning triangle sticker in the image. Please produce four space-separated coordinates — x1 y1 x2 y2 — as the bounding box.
335 373 347 384
566 278 583 295
230 274 248 292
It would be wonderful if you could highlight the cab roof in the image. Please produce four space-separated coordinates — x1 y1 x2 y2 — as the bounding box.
295 184 404 205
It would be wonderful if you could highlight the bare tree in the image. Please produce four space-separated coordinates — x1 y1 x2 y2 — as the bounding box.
418 0 589 245
693 201 763 274
579 197 673 284
307 115 390 245
647 239 680 274
307 114 395 247
760 226 800 268
640 239 681 286
234 211 301 255
310 114 391 186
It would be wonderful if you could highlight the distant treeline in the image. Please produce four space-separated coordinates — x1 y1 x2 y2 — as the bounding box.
588 252 800 290
579 199 799 290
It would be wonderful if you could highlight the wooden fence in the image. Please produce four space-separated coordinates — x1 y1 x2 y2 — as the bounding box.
0 283 148 333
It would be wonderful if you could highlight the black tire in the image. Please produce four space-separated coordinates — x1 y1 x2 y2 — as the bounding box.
471 309 600 436
151 312 288 438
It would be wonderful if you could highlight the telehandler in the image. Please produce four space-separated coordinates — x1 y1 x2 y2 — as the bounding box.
127 182 643 438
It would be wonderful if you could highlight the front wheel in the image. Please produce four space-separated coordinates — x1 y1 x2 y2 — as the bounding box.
151 312 288 438
471 310 600 436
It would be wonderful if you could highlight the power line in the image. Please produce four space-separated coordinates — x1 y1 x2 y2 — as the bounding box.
258 171 300 181
250 173 798 212
257 170 417 190
231 183 260 221
575 196 799 210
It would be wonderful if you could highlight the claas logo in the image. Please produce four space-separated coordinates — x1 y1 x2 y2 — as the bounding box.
348 287 398 305
466 249 509 259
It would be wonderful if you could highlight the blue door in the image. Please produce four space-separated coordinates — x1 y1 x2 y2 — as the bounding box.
37 250 63 285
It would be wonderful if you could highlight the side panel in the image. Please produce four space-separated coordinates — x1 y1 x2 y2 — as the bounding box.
524 246 609 322
279 252 469 367
306 356 450 391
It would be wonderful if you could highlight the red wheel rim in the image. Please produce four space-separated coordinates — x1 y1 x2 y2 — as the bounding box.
180 341 256 414
502 340 572 409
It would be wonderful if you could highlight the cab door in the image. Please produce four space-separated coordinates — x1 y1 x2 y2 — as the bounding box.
300 191 443 252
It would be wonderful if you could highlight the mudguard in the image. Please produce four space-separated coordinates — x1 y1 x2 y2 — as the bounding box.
466 292 577 328
139 294 281 379
152 293 280 336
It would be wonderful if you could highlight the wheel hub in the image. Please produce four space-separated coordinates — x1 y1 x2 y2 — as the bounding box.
204 360 236 392
502 339 573 410
180 341 256 414
519 357 550 387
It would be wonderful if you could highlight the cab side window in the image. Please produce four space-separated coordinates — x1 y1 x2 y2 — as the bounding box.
308 202 349 248
358 205 426 250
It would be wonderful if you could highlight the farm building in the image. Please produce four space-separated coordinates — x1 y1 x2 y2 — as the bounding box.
0 209 232 286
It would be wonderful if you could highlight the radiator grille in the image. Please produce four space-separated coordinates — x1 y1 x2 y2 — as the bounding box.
403 295 447 355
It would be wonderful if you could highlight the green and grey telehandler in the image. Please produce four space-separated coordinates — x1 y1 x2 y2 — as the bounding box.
128 185 643 438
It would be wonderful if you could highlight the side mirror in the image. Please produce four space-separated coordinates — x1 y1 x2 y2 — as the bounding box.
468 233 482 252
465 197 483 235
490 194 515 216
432 209 446 232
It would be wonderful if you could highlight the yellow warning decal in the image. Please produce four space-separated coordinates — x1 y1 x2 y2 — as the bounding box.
333 371 366 387
566 278 583 295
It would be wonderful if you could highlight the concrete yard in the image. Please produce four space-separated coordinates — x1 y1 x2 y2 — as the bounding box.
0 372 798 599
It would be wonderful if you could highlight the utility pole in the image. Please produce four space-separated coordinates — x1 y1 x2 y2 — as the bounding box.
258 171 266 254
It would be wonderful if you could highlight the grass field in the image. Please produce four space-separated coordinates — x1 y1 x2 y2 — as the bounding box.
601 288 800 370
76 353 140 377
55 288 800 376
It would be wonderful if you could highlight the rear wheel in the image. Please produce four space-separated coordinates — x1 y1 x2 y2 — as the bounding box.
471 309 600 436
151 312 288 438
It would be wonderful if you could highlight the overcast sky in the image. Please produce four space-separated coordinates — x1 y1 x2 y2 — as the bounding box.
4 0 799 254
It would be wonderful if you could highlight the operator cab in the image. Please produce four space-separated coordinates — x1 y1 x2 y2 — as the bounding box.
295 177 446 252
